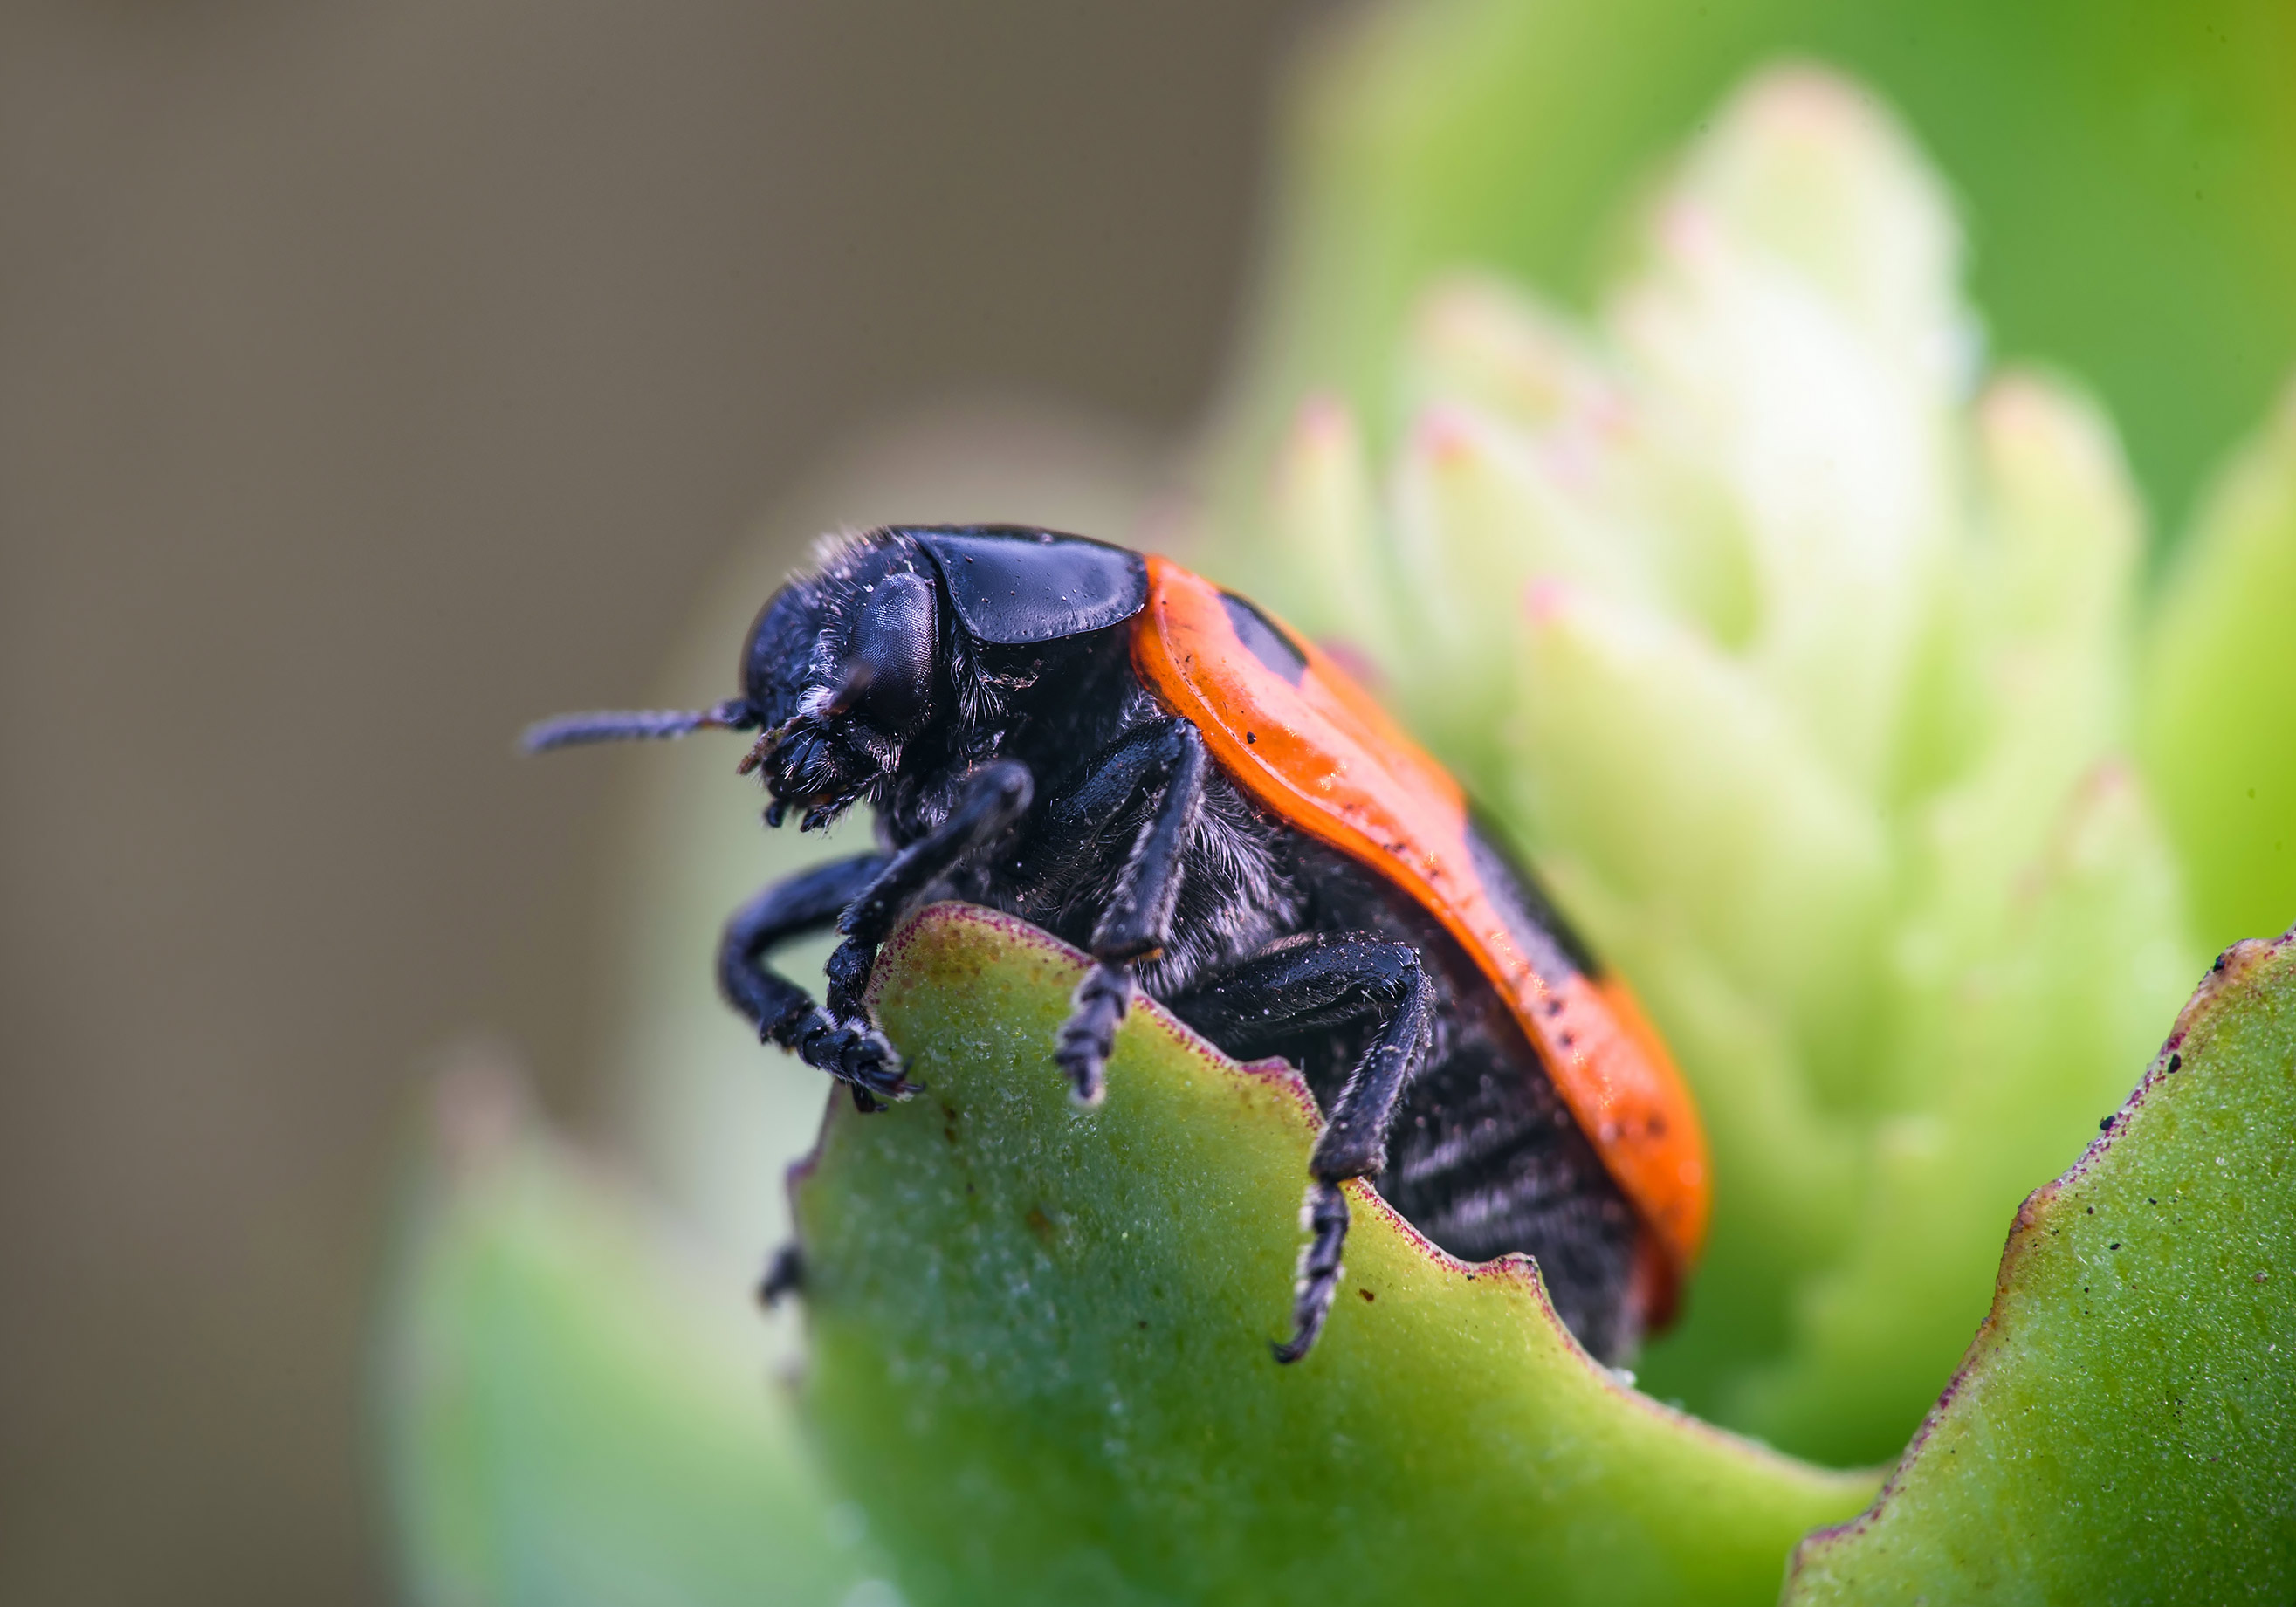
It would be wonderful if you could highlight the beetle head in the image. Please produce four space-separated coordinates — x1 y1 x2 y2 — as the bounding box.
736 542 942 830
520 530 945 832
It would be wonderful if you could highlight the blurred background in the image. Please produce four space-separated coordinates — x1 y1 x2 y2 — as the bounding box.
0 3 1325 1602
9 2 2295 1603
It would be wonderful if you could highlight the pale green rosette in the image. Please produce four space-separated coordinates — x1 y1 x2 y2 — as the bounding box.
1222 66 2208 1466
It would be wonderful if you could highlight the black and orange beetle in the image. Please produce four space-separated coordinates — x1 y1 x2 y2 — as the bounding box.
526 525 1708 1362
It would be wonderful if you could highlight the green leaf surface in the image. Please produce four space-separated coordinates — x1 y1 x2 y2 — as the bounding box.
1784 929 2296 1604
375 1067 878 1607
794 903 1875 1607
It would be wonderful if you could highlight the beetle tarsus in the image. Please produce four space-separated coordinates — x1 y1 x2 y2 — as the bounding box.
1274 1180 1350 1363
787 1009 912 1103
1055 961 1131 1104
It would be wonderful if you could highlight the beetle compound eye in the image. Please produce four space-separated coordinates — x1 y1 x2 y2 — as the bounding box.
740 582 821 731
839 570 937 736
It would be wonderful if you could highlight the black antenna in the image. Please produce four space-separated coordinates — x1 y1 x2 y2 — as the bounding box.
520 699 753 753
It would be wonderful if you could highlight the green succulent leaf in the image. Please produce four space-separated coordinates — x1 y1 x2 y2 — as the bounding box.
375 1068 880 1607
2141 383 2296 957
1784 927 2296 1604
794 903 1876 1607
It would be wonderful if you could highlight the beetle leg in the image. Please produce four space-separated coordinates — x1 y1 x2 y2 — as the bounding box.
1042 721 1208 1104
821 759 1035 1024
718 852 906 1106
1169 934 1435 1362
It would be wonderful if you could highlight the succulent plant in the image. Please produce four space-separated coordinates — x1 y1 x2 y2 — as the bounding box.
378 41 2296 1607
1226 65 2210 1469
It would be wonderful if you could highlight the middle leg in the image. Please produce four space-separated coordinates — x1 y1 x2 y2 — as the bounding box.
1038 718 1208 1104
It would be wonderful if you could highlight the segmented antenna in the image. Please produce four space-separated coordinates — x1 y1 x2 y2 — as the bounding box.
519 699 752 753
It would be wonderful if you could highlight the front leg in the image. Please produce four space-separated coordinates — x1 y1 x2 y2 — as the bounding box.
821 759 1035 1022
719 852 903 1108
1171 934 1435 1362
1041 720 1208 1104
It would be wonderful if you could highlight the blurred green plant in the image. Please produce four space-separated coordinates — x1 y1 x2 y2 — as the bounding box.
1215 0 2296 543
1780 931 2296 1604
1217 64 2221 1467
379 7 2296 1604
375 1056 883 1607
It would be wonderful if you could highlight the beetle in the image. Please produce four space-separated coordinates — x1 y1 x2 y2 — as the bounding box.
526 525 1708 1363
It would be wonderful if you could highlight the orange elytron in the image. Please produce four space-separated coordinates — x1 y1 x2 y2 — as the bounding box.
1131 556 1709 1311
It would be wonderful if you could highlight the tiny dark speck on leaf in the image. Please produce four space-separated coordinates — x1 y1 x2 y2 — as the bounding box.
2087 1205 2096 1214
2258 1271 2271 1283
2100 1116 2114 1131
1359 1288 1376 1302
1138 1318 1150 1329
2111 1242 2121 1251
1025 1205 1055 1244
2167 1052 2182 1073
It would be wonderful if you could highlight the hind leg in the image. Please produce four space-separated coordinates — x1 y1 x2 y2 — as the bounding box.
1170 934 1435 1361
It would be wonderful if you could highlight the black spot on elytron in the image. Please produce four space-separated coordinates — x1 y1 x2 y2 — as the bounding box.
1219 591 1307 684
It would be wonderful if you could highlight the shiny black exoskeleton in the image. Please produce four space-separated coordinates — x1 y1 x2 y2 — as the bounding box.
527 526 1641 1363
